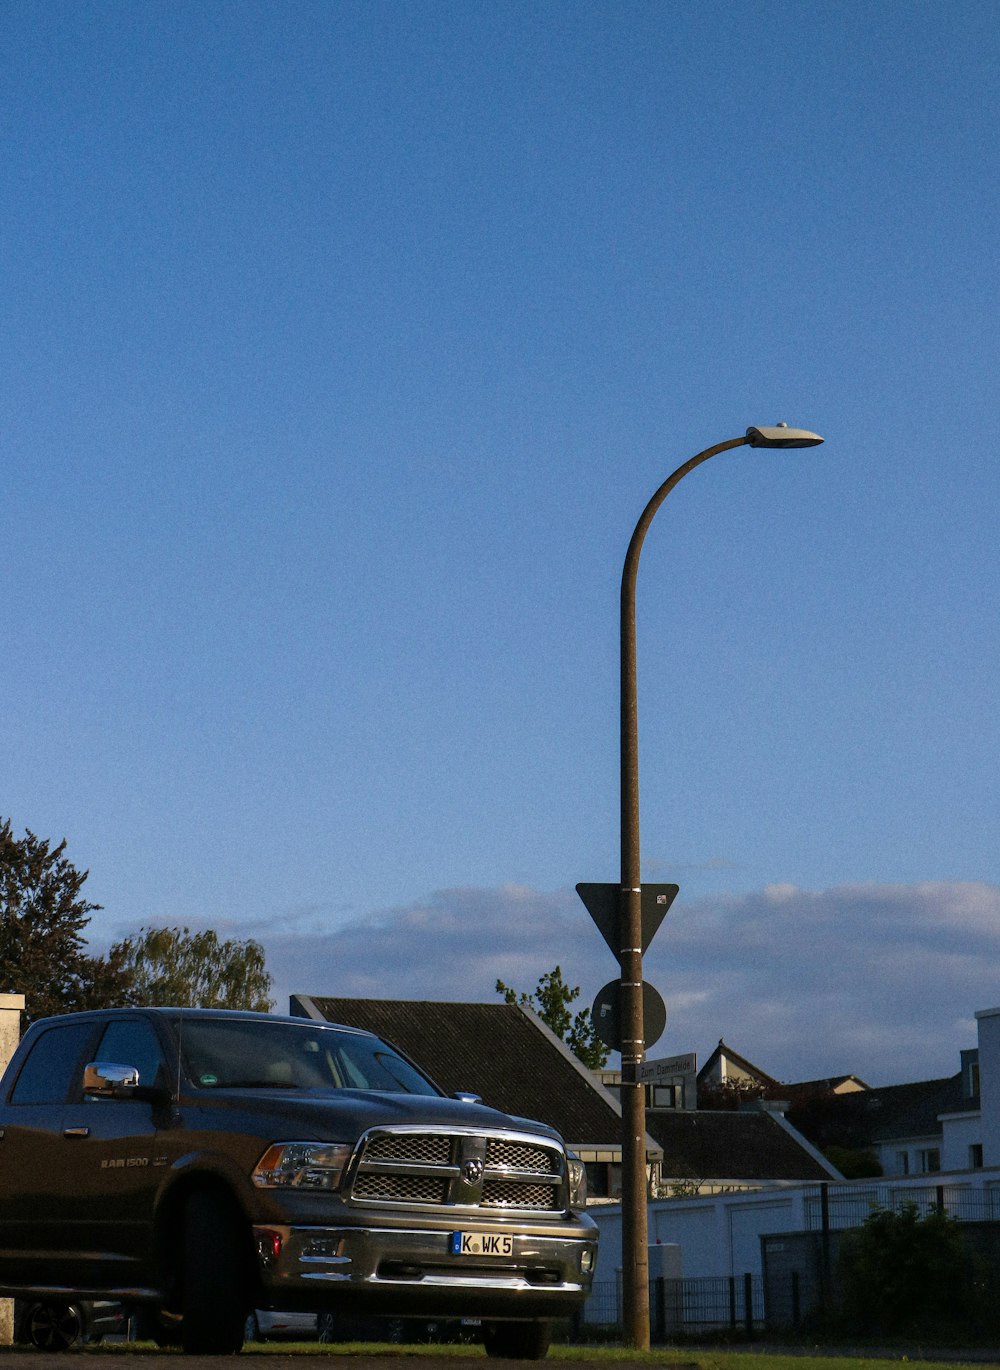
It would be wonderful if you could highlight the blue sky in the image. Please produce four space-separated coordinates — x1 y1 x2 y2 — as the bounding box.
4 1 999 1086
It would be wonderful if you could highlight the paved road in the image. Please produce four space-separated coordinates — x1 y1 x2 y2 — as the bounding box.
0 1353 624 1364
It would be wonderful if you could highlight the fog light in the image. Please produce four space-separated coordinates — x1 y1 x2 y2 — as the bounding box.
580 1248 595 1274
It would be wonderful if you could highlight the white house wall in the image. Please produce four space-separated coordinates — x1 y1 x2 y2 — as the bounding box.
587 1168 1000 1301
589 1187 809 1285
941 1112 982 1172
976 1007 1000 1168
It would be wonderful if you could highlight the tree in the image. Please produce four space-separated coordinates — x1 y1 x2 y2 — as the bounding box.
496 965 608 1069
110 926 274 1011
697 1078 768 1111
0 819 135 1022
822 1144 882 1179
837 1201 982 1336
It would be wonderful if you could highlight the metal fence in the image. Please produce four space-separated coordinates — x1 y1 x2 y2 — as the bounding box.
582 1275 764 1341
803 1182 1000 1231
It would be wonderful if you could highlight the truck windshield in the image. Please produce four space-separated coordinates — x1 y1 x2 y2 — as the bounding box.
177 1018 439 1096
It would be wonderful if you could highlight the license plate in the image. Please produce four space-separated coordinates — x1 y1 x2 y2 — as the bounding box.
450 1230 514 1257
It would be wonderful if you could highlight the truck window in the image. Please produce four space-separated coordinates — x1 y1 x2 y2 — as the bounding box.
9 1023 94 1105
93 1020 165 1088
177 1018 438 1095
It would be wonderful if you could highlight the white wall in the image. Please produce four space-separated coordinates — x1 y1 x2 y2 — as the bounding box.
590 1187 809 1285
941 1112 982 1172
976 1007 1000 1168
588 1168 1000 1294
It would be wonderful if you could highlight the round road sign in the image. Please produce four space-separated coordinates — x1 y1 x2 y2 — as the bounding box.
591 979 667 1054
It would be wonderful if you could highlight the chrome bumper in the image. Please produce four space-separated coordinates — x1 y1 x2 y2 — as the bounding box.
254 1221 597 1317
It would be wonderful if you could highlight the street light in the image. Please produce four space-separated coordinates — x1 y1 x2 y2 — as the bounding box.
618 422 824 1349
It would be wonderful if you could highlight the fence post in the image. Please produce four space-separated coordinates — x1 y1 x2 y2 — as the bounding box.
744 1272 754 1338
652 1277 665 1343
729 1274 737 1330
819 1182 831 1317
791 1269 800 1328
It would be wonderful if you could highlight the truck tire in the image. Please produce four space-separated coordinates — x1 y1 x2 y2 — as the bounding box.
180 1190 250 1354
483 1319 552 1359
23 1302 86 1352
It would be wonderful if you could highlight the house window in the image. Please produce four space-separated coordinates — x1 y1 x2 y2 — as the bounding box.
896 1151 910 1175
584 1162 622 1199
917 1148 941 1174
649 1084 678 1109
969 1144 984 1169
967 1061 980 1098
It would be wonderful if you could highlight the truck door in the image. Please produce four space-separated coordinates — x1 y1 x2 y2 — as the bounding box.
0 1019 97 1286
56 1017 169 1287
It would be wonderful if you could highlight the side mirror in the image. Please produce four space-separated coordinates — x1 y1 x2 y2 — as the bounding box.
84 1061 140 1096
83 1061 168 1104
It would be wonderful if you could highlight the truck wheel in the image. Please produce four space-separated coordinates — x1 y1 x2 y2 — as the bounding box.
24 1302 86 1352
180 1190 250 1354
483 1320 552 1359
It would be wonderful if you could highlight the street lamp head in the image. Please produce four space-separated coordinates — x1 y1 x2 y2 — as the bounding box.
745 423 824 449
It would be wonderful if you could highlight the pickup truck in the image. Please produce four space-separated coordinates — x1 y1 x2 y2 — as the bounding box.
0 1007 597 1356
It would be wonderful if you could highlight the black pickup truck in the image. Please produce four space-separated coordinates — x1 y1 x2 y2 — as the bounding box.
0 1007 597 1356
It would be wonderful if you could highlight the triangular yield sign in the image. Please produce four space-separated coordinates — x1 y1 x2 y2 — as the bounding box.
575 882 679 958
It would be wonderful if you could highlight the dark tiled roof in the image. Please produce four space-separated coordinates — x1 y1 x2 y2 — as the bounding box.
300 997 832 1183
859 1075 966 1142
646 1109 832 1182
303 997 624 1147
788 1075 969 1151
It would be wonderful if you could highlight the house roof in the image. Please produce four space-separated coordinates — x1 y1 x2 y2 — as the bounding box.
645 1108 833 1183
294 995 625 1147
787 1074 971 1153
788 1074 870 1096
293 995 835 1184
856 1075 967 1142
697 1039 779 1088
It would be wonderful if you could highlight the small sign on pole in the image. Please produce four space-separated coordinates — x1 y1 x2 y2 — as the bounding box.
637 1052 697 1084
591 979 667 1054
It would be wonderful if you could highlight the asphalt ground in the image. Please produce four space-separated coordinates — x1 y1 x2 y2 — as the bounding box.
0 1353 583 1364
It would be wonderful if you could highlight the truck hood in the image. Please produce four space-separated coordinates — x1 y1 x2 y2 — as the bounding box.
198 1086 563 1143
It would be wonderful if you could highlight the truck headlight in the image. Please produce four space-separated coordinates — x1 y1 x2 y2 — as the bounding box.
568 1154 587 1207
252 1142 352 1191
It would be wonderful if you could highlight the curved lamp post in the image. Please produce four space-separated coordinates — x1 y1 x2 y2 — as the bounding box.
619 423 824 1349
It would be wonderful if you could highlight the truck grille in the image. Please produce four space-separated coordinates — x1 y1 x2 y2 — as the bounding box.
348 1127 565 1213
353 1173 449 1204
363 1133 452 1166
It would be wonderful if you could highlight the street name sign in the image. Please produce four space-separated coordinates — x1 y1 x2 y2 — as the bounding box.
637 1052 697 1084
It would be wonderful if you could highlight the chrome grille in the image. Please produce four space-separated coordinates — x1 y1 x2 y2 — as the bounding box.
486 1139 558 1173
362 1133 452 1165
481 1180 560 1210
353 1172 449 1204
349 1128 565 1212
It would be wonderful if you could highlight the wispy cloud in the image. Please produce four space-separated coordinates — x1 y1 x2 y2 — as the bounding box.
237 880 1000 1088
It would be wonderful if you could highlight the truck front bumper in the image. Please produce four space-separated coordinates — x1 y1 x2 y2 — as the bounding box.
253 1221 598 1320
